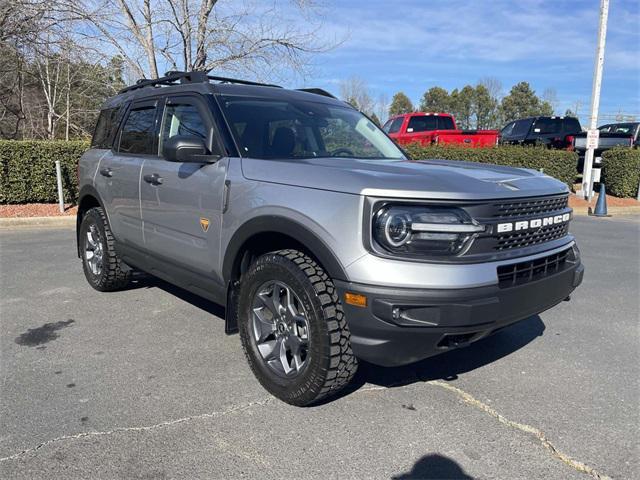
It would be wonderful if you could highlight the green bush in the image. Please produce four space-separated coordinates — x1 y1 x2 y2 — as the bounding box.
601 147 640 198
0 140 89 204
404 144 578 189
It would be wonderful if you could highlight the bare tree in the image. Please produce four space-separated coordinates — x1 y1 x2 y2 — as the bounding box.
478 77 503 101
339 76 375 115
542 87 559 115
55 0 335 79
375 92 389 123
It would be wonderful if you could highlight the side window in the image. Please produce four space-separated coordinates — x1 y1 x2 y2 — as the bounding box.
512 119 531 137
384 117 404 134
407 116 437 132
118 105 157 154
91 107 120 148
501 122 515 137
160 101 209 154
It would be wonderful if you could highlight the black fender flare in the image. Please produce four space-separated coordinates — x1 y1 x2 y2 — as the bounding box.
76 185 107 257
222 216 348 284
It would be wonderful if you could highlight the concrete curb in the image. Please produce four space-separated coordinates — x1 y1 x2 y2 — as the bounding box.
571 206 640 216
0 216 76 229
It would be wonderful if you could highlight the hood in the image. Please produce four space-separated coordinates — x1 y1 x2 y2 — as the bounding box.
241 157 569 200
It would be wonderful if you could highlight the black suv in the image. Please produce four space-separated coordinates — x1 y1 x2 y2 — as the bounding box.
499 116 582 149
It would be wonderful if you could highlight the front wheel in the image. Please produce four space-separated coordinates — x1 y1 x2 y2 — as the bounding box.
238 250 358 406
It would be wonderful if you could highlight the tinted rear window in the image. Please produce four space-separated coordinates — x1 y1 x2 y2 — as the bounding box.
407 116 437 132
91 108 120 148
118 106 157 154
437 116 455 129
532 118 562 134
562 117 581 133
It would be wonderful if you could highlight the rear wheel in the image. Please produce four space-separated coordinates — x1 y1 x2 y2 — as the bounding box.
238 249 358 406
80 207 130 291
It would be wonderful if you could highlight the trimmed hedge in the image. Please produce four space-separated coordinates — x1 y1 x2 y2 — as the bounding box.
1 140 606 204
0 140 89 204
601 147 640 198
404 144 578 189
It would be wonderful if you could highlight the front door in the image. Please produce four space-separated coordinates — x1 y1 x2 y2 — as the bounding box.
140 94 227 283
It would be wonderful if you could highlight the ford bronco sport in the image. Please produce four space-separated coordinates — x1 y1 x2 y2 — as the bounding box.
77 71 584 406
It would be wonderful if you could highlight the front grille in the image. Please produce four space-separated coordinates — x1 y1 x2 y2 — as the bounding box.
461 194 572 257
492 195 569 218
495 223 570 251
497 248 571 288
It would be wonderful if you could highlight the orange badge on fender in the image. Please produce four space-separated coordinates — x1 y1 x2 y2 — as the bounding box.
200 217 210 232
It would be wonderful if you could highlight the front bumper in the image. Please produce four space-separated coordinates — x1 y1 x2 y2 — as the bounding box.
335 253 584 367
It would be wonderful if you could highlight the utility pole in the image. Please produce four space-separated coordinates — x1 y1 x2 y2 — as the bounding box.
581 0 609 201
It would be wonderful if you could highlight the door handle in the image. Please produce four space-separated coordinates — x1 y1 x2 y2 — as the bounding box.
99 167 113 178
143 173 163 186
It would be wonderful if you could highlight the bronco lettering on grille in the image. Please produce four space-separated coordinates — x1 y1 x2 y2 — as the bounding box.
497 213 571 233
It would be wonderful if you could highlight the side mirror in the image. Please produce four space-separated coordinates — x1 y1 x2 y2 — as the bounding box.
164 135 219 163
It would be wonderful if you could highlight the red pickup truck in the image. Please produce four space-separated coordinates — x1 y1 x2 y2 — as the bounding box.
383 112 499 147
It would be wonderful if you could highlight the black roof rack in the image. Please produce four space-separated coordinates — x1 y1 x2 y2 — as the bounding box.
118 71 206 94
118 70 282 94
208 75 281 88
296 88 336 99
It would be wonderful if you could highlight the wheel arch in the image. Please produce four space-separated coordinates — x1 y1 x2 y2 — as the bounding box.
76 185 106 257
222 216 348 334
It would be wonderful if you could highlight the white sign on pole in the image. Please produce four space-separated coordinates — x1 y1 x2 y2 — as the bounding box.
586 129 600 150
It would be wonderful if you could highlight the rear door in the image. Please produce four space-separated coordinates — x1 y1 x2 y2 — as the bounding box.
140 94 228 281
95 100 159 248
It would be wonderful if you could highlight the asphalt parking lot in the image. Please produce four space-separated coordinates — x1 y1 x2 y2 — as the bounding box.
0 215 638 480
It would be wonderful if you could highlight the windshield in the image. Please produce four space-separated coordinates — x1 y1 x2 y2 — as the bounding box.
218 95 404 160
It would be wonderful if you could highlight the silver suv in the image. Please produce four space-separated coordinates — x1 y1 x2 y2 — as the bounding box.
77 71 584 406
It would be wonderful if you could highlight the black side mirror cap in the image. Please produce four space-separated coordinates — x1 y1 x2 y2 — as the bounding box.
164 135 220 163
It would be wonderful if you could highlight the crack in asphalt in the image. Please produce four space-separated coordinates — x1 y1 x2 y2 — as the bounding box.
427 380 613 480
0 382 616 480
0 397 273 463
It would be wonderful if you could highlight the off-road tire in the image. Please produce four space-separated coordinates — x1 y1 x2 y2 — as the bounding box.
238 249 358 406
80 207 130 291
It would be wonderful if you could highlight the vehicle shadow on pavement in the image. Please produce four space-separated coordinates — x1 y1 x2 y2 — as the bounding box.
126 273 544 408
392 454 474 479
128 273 226 318
342 315 546 400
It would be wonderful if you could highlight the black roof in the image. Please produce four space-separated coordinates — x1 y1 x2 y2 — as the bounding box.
104 71 342 109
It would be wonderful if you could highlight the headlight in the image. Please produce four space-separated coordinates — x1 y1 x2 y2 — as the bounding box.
373 205 484 256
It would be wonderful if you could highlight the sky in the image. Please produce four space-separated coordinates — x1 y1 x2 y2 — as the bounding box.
293 0 640 124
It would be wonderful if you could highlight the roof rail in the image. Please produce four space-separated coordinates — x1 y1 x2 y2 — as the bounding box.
118 71 281 94
207 75 281 88
118 71 207 94
296 88 336 99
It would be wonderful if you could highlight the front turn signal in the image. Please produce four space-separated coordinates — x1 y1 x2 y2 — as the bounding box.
345 292 367 308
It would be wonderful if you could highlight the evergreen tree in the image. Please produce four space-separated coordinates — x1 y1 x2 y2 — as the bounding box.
388 92 414 116
419 87 449 113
